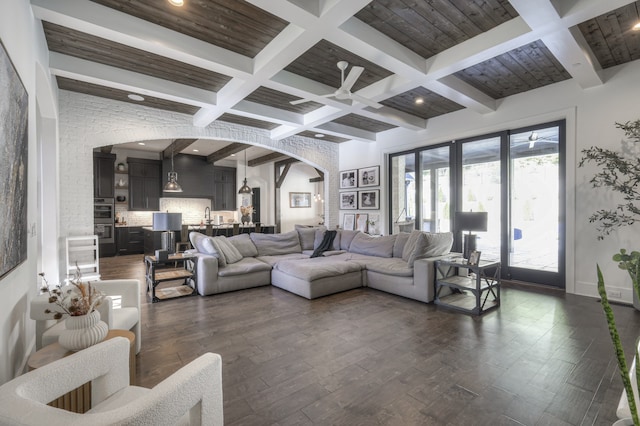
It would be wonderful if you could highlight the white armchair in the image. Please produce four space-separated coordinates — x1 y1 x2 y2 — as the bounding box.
30 279 142 354
0 337 223 425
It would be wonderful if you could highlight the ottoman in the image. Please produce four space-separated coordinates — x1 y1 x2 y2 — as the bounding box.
271 257 363 299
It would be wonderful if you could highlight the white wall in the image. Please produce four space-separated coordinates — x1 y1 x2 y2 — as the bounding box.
341 59 640 302
279 163 324 232
0 0 56 383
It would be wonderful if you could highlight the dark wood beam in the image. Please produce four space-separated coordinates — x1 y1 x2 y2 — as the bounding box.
162 139 198 158
100 145 113 153
275 163 291 189
206 142 249 163
249 152 289 167
309 168 324 182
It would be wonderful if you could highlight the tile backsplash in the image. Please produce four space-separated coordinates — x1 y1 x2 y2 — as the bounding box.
115 198 238 226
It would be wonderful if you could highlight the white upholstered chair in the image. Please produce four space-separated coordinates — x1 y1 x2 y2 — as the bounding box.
0 337 223 425
30 279 142 354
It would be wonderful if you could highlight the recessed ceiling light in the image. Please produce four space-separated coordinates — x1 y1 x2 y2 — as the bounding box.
138 142 145 146
415 98 424 105
231 153 236 156
192 149 199 152
315 133 325 138
633 22 640 31
168 0 184 6
128 94 145 102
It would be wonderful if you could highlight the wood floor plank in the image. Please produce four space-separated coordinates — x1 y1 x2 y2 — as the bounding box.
99 254 640 425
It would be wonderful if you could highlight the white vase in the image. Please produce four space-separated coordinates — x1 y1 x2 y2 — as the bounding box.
58 310 108 352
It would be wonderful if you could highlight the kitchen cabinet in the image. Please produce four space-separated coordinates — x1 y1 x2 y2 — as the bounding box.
213 167 236 210
116 226 144 254
93 152 115 198
127 158 161 211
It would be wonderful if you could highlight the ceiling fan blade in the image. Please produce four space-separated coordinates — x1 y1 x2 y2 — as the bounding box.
351 93 384 109
340 66 364 91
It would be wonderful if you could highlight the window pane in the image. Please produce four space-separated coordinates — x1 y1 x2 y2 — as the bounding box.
390 153 415 234
420 147 450 232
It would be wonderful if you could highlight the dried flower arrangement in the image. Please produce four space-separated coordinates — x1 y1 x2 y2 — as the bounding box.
39 266 105 318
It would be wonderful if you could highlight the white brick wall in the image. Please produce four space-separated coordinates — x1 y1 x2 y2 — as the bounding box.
58 91 339 256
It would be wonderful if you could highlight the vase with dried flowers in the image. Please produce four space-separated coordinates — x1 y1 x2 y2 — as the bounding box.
39 266 108 351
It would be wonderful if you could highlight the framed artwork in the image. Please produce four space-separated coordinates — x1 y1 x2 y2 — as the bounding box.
358 190 379 210
356 213 369 233
343 213 356 231
339 191 357 210
0 41 28 279
468 250 481 266
289 192 311 208
358 166 380 187
339 169 357 189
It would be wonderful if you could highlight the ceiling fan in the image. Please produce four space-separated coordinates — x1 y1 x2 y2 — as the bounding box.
290 61 384 109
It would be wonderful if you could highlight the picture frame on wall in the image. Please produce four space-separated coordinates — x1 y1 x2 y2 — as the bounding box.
339 191 357 210
0 41 28 279
343 213 356 231
358 190 379 210
289 192 311 208
358 166 380 187
339 169 357 189
356 213 369 233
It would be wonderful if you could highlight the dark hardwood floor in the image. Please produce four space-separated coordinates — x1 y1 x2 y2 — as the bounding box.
100 254 640 425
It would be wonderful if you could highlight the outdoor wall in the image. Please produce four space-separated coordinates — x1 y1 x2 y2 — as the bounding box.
340 59 640 302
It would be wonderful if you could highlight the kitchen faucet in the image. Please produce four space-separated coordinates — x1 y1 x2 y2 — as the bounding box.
204 207 211 224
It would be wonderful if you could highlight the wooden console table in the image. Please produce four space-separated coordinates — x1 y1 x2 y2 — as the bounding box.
27 329 135 413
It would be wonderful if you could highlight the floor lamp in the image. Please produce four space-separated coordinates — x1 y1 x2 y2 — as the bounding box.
455 211 488 260
153 212 182 254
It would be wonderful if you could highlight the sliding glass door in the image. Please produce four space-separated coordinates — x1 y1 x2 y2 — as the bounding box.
388 121 565 288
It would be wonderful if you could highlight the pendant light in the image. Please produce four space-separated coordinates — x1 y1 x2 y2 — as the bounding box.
238 149 252 194
163 146 183 193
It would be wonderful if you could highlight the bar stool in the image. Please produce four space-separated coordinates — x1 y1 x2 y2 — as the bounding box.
255 222 262 233
232 223 240 235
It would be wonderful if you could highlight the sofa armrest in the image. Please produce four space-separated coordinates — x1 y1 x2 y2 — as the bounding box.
192 253 221 296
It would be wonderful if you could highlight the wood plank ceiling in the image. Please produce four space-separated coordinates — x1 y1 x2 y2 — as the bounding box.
32 0 640 161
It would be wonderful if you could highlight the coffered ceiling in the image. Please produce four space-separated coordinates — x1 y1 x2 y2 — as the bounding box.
31 0 640 159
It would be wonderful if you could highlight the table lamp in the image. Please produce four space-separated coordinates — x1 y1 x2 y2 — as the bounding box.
153 212 182 254
455 211 488 260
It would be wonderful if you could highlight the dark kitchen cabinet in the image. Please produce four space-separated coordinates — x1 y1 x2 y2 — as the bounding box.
213 167 236 210
116 226 144 254
93 152 115 198
128 158 161 211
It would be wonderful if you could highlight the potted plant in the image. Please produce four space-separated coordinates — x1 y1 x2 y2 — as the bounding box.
39 265 107 351
580 119 640 424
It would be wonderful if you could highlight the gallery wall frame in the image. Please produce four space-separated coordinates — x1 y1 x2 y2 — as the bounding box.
358 189 379 210
339 191 357 210
358 165 380 187
0 40 28 279
356 213 369 233
343 213 355 231
289 192 311 208
339 169 357 189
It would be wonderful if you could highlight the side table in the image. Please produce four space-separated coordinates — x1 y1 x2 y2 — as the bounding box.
144 253 196 302
435 258 501 315
28 329 135 413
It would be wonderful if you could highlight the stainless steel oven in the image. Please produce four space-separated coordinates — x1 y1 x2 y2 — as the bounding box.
94 222 114 244
94 198 115 222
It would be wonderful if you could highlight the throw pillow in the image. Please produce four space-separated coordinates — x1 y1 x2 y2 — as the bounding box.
228 234 258 257
212 236 243 265
250 230 302 256
349 233 396 258
296 225 325 250
189 232 208 253
201 237 224 265
339 230 360 251
393 232 411 258
314 228 341 251
422 232 454 258
402 230 423 263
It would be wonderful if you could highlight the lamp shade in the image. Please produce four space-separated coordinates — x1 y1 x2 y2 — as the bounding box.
152 212 182 231
455 211 488 232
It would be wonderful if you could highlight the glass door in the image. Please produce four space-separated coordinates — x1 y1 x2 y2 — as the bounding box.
420 146 451 233
389 152 417 234
507 123 564 286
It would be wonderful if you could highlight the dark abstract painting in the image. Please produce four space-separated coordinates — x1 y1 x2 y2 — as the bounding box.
0 40 28 279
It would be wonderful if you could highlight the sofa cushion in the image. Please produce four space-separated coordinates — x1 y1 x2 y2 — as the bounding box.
189 232 209 254
393 232 411 258
227 234 258 258
250 230 302 256
295 225 326 250
256 253 309 267
275 258 362 281
402 230 453 266
213 236 243 265
365 258 414 277
217 257 273 277
339 230 360 251
349 233 396 258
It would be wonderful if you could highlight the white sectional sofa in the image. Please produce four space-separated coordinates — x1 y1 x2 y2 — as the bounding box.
188 227 453 303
